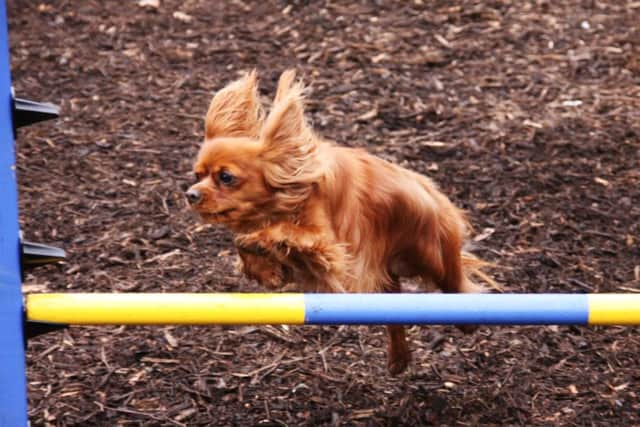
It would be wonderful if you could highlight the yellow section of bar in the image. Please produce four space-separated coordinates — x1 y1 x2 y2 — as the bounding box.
25 293 305 325
588 294 640 325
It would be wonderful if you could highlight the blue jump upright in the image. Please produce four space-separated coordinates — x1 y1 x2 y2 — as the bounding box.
0 0 27 425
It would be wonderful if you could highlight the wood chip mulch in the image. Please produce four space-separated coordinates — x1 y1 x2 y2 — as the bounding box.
10 1 640 425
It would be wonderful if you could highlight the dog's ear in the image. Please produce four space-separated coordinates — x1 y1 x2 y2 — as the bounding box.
259 71 321 208
261 71 312 153
273 69 298 104
205 70 264 139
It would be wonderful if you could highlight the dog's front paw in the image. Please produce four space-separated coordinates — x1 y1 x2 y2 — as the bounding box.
237 249 287 289
234 233 269 256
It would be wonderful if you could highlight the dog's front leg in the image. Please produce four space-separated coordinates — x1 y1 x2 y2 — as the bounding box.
235 222 348 292
236 247 291 289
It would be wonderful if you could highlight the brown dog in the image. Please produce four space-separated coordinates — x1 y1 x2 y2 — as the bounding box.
187 70 492 374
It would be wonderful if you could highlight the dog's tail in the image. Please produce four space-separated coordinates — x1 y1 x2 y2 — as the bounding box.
461 252 501 293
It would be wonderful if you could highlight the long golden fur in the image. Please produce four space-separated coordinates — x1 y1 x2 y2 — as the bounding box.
187 70 493 374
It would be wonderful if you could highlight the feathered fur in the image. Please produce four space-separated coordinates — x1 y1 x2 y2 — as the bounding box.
187 70 495 374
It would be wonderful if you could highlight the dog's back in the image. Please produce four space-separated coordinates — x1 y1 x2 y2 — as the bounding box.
316 143 474 293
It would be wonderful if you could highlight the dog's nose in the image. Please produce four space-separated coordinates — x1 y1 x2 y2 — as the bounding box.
186 188 202 205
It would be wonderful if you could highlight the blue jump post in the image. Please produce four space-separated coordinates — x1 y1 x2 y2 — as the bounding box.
0 0 27 425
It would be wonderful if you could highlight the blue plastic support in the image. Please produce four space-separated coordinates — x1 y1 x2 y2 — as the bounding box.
0 0 28 425
304 294 590 325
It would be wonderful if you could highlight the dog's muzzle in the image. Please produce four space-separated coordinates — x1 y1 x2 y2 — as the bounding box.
186 188 203 205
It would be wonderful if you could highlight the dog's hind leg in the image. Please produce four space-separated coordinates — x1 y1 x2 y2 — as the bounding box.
385 277 411 375
420 237 482 334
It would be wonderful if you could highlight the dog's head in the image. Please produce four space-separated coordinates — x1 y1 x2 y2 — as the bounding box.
186 70 322 232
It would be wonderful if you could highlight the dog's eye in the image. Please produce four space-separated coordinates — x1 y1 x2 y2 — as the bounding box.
194 172 204 182
218 170 235 186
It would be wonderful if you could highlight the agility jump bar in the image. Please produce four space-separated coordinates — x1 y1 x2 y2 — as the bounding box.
24 293 640 326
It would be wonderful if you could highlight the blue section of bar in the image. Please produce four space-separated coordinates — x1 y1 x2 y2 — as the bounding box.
304 294 590 325
0 1 28 425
